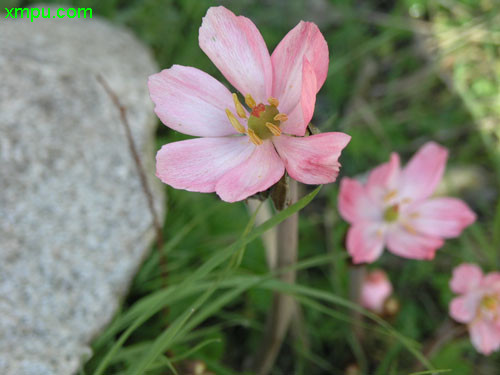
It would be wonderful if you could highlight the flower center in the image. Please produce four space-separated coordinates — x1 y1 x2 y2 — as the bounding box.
384 204 399 222
225 94 288 146
481 295 498 311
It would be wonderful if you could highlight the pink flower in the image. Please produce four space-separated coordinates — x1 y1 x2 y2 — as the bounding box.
449 263 500 355
361 269 393 313
148 6 350 202
338 142 476 263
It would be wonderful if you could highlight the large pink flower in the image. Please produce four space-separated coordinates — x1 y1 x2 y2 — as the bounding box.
338 142 476 263
449 263 500 355
148 6 350 202
361 269 393 314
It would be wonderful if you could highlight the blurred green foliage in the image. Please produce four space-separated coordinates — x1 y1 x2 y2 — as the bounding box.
15 0 500 373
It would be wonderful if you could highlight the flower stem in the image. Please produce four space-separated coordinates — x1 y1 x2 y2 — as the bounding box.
251 179 299 375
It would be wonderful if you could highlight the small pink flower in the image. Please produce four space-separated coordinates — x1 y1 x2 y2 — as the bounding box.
361 269 393 313
148 6 350 202
338 142 476 263
449 263 500 355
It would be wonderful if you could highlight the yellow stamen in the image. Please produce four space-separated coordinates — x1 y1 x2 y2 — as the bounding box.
402 222 417 235
384 190 398 202
232 93 247 119
245 94 256 109
268 97 279 107
265 122 282 136
274 113 288 122
409 212 420 219
225 109 246 134
247 128 263 145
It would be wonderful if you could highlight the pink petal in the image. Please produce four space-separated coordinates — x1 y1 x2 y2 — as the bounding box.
469 319 500 355
449 294 481 323
347 223 386 264
366 153 401 202
399 142 448 201
280 57 318 136
408 198 476 238
338 178 382 224
271 21 328 111
156 137 255 193
273 132 351 184
450 263 483 294
199 6 272 103
361 270 393 313
148 65 239 137
216 140 285 202
385 226 444 260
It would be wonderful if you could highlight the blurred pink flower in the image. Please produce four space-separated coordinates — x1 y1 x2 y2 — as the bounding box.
338 142 476 264
450 263 500 355
148 6 350 202
361 269 393 313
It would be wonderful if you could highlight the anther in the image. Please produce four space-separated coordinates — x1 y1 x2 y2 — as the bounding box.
247 129 263 145
268 97 279 107
274 113 288 122
245 94 256 109
384 190 398 202
265 122 281 136
225 109 246 134
232 93 247 119
402 222 417 235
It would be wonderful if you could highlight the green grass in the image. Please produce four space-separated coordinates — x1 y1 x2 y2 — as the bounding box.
13 0 500 373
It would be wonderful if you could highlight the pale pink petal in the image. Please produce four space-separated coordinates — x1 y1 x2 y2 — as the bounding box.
148 65 239 137
361 270 393 313
273 132 351 184
156 137 255 193
216 140 285 202
409 198 476 238
347 224 386 264
199 6 272 103
482 273 500 293
271 21 328 111
366 153 401 202
280 57 318 136
399 142 448 201
338 178 382 224
450 263 483 294
385 226 444 260
450 294 481 323
469 319 500 355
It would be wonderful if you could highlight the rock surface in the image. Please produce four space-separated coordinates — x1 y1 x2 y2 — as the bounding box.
0 6 164 375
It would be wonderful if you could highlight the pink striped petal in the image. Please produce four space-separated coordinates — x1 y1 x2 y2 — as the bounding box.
450 294 481 323
271 21 328 112
148 65 238 137
408 198 476 238
386 227 444 260
469 319 500 355
450 263 483 294
280 57 318 136
216 140 285 202
366 153 401 202
347 223 385 264
361 270 393 313
273 132 351 185
338 178 382 224
156 137 255 193
399 142 448 201
199 6 272 103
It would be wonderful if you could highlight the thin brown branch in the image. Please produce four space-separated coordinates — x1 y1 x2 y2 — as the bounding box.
96 75 167 285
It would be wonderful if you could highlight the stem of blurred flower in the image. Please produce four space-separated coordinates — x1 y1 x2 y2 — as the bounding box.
251 179 299 375
349 263 368 372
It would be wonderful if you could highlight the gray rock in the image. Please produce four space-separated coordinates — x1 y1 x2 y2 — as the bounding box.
0 5 164 375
